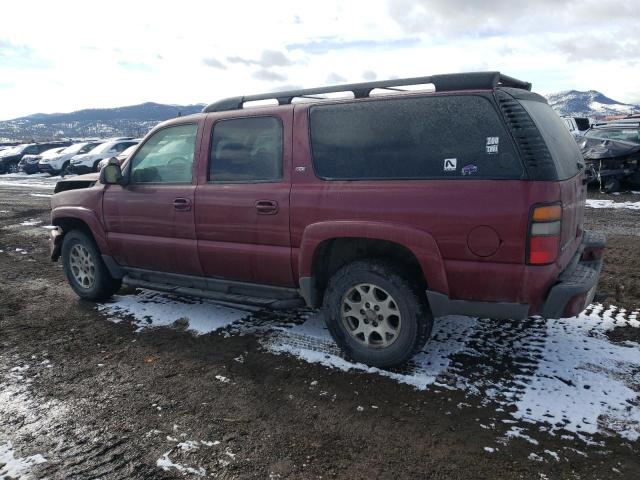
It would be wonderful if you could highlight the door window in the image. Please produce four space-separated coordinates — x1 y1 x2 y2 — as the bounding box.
130 124 197 183
209 117 282 183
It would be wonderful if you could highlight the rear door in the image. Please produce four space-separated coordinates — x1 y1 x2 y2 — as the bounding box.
194 111 294 286
102 122 203 275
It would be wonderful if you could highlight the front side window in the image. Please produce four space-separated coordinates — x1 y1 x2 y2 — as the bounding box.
130 124 197 183
209 117 282 183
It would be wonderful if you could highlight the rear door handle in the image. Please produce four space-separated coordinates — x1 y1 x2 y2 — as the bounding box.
174 197 192 211
255 199 278 215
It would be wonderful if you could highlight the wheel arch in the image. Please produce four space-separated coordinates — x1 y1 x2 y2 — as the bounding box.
51 207 110 260
298 221 449 307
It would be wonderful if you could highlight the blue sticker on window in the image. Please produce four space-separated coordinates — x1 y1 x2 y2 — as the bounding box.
461 164 478 176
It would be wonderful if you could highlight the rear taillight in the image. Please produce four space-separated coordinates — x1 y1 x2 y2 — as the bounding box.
528 204 562 265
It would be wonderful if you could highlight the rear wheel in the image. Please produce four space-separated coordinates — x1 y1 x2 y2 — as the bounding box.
323 260 432 368
61 230 121 300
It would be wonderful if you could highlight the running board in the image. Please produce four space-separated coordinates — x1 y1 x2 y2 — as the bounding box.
122 275 305 311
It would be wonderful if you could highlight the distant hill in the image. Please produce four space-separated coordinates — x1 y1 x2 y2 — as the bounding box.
0 102 205 141
546 90 640 118
2 90 639 142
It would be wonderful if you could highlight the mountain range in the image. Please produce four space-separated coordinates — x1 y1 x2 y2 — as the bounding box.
0 102 205 142
545 90 640 118
1 90 639 142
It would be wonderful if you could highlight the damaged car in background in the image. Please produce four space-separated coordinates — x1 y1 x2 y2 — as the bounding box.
579 122 640 193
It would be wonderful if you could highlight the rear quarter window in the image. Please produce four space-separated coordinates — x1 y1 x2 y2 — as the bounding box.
309 94 524 180
519 100 583 180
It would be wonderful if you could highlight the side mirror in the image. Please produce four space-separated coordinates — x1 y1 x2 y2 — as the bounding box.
100 157 124 185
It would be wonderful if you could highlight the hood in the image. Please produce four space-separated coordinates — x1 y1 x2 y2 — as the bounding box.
53 173 100 193
579 137 640 161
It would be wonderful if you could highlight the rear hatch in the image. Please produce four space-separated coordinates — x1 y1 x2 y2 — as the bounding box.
518 99 586 269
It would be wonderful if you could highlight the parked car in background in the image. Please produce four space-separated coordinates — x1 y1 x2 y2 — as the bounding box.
50 71 605 368
562 116 593 137
583 122 640 144
68 138 138 174
18 146 67 174
579 121 640 192
38 141 104 176
0 142 71 174
97 143 140 170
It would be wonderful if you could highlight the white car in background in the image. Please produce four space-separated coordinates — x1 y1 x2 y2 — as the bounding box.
68 138 138 174
38 141 104 175
97 143 139 170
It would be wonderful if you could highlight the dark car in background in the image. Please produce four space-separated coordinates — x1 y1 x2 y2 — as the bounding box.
0 141 72 174
580 122 640 192
18 146 67 174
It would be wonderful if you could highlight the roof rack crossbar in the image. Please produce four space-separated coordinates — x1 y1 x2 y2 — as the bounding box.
203 71 532 113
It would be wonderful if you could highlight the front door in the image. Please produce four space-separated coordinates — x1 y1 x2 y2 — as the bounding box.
102 122 203 275
194 112 293 287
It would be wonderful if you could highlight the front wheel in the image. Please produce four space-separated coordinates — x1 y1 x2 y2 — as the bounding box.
7 163 19 174
323 260 432 368
61 230 121 300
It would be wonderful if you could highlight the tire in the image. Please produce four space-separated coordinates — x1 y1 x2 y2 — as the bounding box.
59 161 70 177
604 178 621 194
322 260 433 368
61 230 121 300
8 162 19 174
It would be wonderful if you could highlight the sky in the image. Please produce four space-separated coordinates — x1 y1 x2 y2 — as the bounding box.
0 0 639 120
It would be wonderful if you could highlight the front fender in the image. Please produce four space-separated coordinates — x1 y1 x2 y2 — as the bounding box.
51 206 111 257
298 221 449 295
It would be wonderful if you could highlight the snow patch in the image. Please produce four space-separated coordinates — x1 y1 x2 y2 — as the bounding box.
98 289 248 334
586 199 640 210
0 441 47 479
97 289 640 443
157 452 206 476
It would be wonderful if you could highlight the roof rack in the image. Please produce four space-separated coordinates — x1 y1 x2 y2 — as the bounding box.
203 71 531 113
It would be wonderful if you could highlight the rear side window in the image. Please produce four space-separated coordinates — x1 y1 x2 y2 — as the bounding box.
309 95 523 180
519 100 582 180
209 117 282 183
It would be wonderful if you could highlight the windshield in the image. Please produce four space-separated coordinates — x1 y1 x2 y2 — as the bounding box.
86 142 114 155
585 128 640 144
61 143 89 154
2 145 27 155
42 147 65 157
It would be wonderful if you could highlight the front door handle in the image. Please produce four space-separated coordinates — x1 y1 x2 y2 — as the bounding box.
174 197 192 211
255 199 278 215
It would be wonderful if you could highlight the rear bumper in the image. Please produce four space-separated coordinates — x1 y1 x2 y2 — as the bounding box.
427 230 606 320
539 230 605 318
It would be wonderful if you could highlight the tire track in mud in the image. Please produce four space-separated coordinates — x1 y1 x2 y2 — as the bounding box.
0 356 174 480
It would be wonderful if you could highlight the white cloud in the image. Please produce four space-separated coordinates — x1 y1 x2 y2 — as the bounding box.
0 0 638 119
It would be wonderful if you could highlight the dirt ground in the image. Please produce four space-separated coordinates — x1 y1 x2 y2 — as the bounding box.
1 179 639 479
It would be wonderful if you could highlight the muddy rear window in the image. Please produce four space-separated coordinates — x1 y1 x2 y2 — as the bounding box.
519 100 583 180
309 95 524 180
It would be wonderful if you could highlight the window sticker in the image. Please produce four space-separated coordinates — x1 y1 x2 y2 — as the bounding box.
443 158 457 171
486 136 499 154
461 164 478 176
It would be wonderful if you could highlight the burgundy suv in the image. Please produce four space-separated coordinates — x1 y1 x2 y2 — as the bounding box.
50 72 605 367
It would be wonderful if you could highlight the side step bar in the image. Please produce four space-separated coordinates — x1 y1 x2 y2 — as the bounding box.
122 275 305 311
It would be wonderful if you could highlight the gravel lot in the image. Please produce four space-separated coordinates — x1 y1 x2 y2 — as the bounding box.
1 174 639 479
